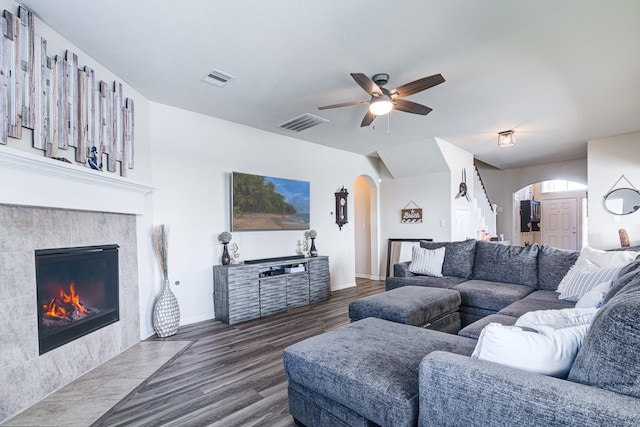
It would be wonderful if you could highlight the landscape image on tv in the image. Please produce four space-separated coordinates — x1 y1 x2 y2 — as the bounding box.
232 172 310 231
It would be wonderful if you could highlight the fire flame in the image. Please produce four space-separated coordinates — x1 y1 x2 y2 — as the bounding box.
43 283 90 320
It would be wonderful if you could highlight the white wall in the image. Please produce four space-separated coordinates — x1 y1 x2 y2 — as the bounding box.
436 138 478 239
354 175 372 278
377 138 479 277
144 103 380 336
588 132 640 249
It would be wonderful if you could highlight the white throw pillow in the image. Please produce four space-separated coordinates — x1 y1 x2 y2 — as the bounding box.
575 280 611 309
557 247 638 293
558 266 621 302
515 307 598 329
471 322 590 378
408 246 445 277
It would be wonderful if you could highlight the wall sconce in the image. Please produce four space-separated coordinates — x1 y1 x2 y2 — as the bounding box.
497 130 515 147
335 186 349 230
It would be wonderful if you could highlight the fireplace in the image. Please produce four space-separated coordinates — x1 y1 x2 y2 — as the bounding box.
35 244 120 354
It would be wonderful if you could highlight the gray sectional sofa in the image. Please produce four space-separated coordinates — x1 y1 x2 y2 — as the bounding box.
283 240 640 426
386 240 579 330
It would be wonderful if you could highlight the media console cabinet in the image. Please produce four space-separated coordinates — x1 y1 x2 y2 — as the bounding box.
213 256 330 324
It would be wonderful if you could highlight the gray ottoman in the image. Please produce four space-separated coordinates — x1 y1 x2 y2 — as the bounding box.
284 317 478 427
349 286 461 333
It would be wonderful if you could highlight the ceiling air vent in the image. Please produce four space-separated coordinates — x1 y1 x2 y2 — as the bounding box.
278 113 329 132
202 68 235 87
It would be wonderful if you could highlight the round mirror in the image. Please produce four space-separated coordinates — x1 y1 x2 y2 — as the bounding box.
603 187 640 215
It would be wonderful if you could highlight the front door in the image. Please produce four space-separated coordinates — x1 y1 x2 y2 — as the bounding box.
541 197 578 250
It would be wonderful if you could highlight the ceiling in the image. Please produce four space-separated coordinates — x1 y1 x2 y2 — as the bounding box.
18 0 640 170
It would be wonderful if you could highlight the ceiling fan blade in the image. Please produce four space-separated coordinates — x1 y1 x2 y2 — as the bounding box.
360 110 376 127
392 73 445 98
318 100 368 110
393 99 433 115
351 73 383 96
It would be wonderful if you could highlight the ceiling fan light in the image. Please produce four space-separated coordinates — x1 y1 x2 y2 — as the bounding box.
369 97 393 115
498 130 515 147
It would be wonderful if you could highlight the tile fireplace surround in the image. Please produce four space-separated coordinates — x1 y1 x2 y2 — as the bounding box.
0 205 140 422
0 148 152 423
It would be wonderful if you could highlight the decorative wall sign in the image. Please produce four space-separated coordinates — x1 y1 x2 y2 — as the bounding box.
4 10 21 139
18 7 34 130
0 15 8 145
0 5 136 177
401 200 423 224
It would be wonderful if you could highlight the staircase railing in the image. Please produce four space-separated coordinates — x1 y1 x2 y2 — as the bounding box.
473 163 497 236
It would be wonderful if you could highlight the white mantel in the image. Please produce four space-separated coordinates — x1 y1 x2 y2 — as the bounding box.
0 147 153 214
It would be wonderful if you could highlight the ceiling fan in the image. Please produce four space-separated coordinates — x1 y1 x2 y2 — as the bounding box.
318 72 445 127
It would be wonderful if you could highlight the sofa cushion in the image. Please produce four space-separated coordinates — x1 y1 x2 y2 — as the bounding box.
568 276 640 398
454 280 535 312
472 322 590 378
283 317 477 427
472 241 539 287
518 289 566 303
408 246 445 277
420 239 477 279
498 294 575 318
385 275 466 291
458 313 517 340
537 245 579 291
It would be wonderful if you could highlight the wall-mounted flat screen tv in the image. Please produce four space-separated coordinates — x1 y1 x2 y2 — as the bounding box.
232 172 310 231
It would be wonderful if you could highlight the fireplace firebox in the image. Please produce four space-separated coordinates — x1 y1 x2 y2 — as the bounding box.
35 244 120 354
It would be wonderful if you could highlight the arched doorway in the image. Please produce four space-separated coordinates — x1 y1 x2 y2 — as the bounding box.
513 180 588 249
354 175 380 280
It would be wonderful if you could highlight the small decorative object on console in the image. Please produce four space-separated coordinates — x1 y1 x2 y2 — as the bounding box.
297 239 310 257
309 229 318 257
218 231 232 265
228 242 241 263
335 186 349 230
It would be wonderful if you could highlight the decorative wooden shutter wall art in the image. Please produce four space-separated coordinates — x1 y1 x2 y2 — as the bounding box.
0 6 135 177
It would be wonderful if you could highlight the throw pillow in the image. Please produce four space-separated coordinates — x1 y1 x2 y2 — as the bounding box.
420 239 477 279
575 281 611 309
558 266 621 302
556 258 599 294
471 241 539 287
578 246 639 268
472 322 590 378
556 246 639 292
408 246 445 277
537 245 580 291
515 307 598 329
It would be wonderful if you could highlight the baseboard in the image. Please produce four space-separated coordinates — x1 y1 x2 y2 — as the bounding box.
355 274 383 281
331 281 356 291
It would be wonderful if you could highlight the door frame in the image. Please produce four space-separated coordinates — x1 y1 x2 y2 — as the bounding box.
540 192 585 249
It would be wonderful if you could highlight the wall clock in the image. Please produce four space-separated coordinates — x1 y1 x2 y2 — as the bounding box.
335 186 349 230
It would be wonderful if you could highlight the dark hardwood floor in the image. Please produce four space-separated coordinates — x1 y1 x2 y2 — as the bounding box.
92 278 385 427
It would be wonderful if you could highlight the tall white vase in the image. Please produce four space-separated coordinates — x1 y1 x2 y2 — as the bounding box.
152 279 180 337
